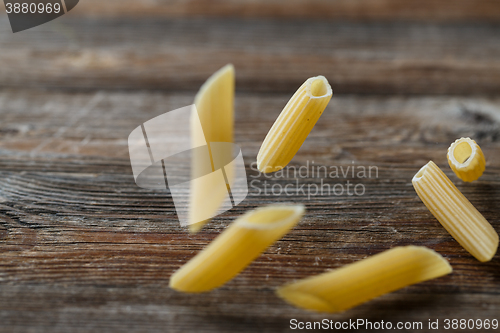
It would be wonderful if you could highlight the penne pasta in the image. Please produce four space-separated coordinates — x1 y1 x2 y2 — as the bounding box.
189 64 235 233
276 246 451 313
170 204 305 293
412 161 498 262
447 137 486 182
257 76 332 173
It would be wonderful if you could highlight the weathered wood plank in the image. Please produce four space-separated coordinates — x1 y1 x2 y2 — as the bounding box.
1 18 500 94
0 90 499 332
2 90 500 160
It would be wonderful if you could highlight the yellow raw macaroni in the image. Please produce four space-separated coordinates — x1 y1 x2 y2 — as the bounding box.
257 76 332 173
189 64 235 233
412 161 498 262
276 246 451 313
447 137 485 182
170 204 305 293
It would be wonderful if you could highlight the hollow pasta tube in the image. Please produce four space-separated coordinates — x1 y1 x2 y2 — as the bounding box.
257 76 332 173
189 64 235 233
447 137 485 182
277 246 451 313
170 204 305 293
412 161 498 262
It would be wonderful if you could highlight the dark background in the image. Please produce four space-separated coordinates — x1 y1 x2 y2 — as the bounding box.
0 1 499 332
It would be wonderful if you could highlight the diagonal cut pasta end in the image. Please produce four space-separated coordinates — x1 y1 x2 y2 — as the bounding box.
276 246 451 313
170 204 305 293
188 219 208 233
413 161 498 262
257 76 333 173
275 289 334 313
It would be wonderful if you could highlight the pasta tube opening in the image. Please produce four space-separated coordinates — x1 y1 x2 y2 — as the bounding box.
413 163 428 181
257 76 333 174
239 205 304 229
447 137 486 182
309 77 329 97
453 142 472 163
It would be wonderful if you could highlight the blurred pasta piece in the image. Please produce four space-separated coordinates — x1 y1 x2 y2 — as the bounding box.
189 64 235 233
170 204 305 293
277 246 451 313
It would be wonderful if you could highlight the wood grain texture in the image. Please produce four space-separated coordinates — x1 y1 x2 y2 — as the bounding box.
0 90 499 332
2 16 500 94
26 0 500 22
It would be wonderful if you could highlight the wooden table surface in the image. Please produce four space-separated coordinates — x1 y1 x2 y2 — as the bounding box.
0 1 499 332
